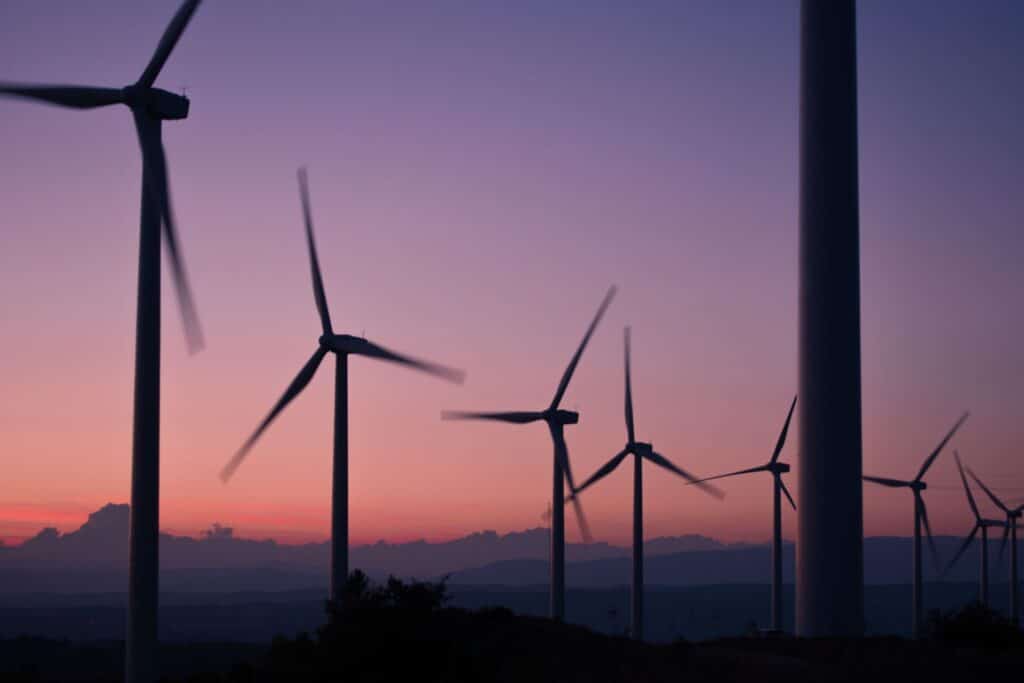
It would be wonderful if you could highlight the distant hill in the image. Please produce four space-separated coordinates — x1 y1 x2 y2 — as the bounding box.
0 504 1015 594
0 503 728 591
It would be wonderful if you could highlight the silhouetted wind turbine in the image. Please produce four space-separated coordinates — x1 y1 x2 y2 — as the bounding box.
945 451 1006 607
862 413 968 638
569 327 723 641
221 169 464 606
443 286 616 620
966 466 1023 626
1 3 204 681
688 396 798 634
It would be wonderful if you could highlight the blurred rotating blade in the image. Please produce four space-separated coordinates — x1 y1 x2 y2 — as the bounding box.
220 347 328 482
915 412 969 482
138 0 203 87
624 326 635 443
918 494 940 569
297 168 332 334
769 395 797 464
943 524 980 577
779 476 797 510
549 286 616 410
354 338 464 384
570 449 629 501
644 450 723 499
442 410 543 424
550 423 592 543
0 83 124 109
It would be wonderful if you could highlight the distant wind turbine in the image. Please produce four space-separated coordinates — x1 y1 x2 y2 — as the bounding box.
862 413 968 638
1 3 205 681
221 169 464 606
688 396 798 633
966 466 1023 626
443 286 616 620
945 451 1006 607
569 327 723 641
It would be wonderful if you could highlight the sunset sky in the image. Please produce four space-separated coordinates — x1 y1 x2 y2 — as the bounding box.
1 1 1021 548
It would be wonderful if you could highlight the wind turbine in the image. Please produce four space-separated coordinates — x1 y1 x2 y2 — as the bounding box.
221 169 464 606
1 3 205 681
442 286 616 620
688 396 798 634
568 327 723 641
966 467 1023 626
861 413 969 638
945 451 1006 607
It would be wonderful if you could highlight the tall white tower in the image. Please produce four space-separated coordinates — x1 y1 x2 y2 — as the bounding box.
796 0 865 637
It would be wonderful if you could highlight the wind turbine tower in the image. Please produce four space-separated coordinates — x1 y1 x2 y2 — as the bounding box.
222 170 464 605
1 3 206 680
797 0 864 637
570 327 723 640
966 465 1022 623
689 396 798 633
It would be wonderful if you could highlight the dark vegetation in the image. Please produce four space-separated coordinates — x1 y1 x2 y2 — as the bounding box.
1 575 1022 682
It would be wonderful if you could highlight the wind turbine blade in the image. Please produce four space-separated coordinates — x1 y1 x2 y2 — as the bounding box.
549 424 592 543
0 83 124 109
354 338 465 384
862 475 912 488
943 525 979 577
688 464 770 485
569 495 593 545
441 410 544 424
549 286 616 409
137 0 202 87
966 466 1010 514
769 395 798 464
779 477 797 510
915 412 969 482
997 522 1010 564
954 451 981 520
645 450 724 499
297 168 332 334
220 347 328 482
918 495 940 569
143 125 204 353
569 449 630 501
623 327 635 443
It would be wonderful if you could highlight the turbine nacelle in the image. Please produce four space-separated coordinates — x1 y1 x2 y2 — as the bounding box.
122 85 189 120
545 408 579 425
320 333 365 354
631 441 653 455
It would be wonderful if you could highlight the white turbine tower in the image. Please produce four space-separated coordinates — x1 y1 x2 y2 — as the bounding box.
221 169 464 606
443 287 617 620
797 0 864 636
945 452 1006 607
1 3 206 680
862 413 969 638
965 466 1023 625
688 396 798 634
569 327 723 640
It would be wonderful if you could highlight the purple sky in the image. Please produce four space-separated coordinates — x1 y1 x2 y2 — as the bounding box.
0 1 1021 546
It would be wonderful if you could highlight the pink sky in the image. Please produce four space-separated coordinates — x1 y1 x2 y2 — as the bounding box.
1 1 1022 548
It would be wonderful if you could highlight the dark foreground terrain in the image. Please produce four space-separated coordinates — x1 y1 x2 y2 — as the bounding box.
1 576 1022 682
0 582 1006 643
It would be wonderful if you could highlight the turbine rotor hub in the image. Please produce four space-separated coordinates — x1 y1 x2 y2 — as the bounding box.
122 85 189 120
547 409 578 425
